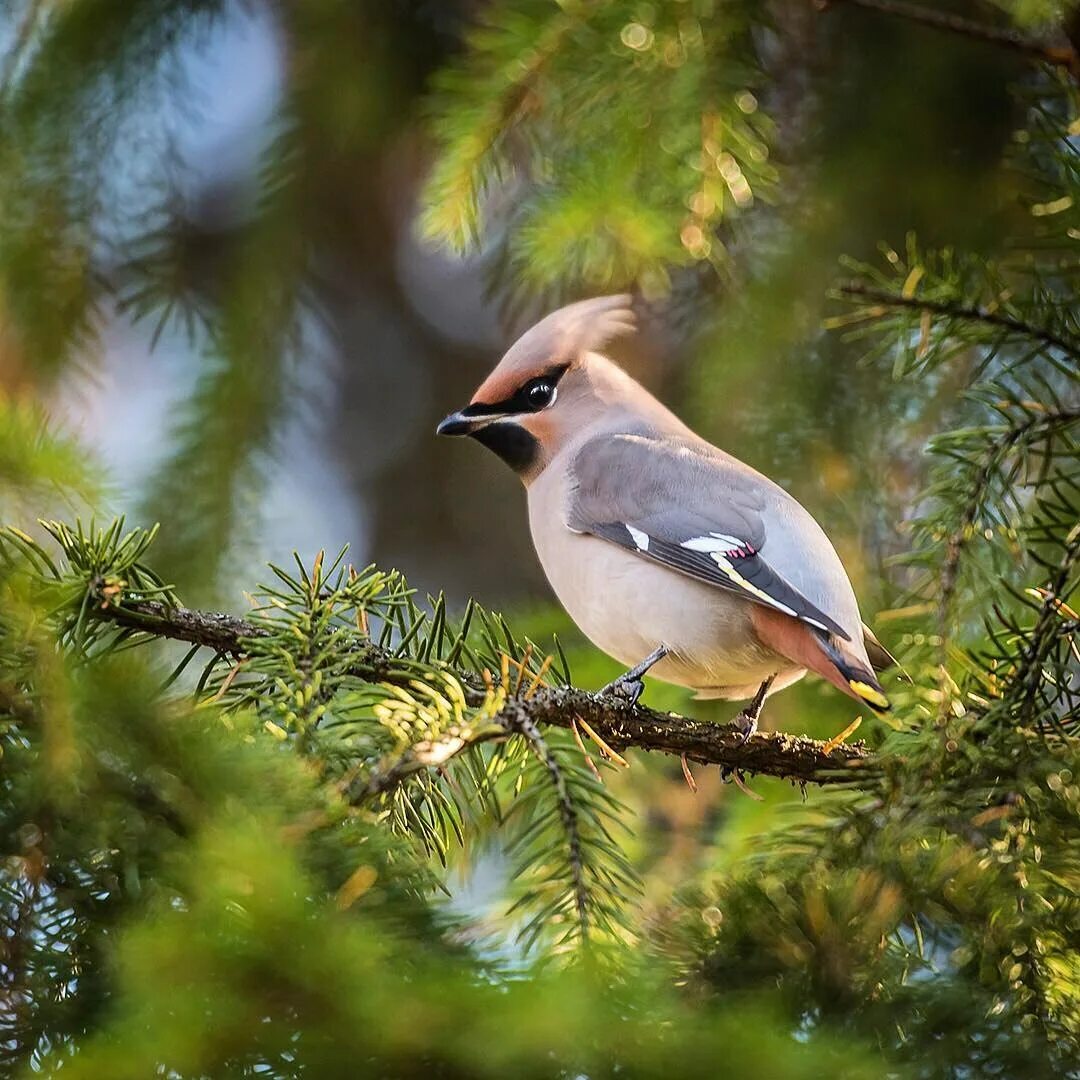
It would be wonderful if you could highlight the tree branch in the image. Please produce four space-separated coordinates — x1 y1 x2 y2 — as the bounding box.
1012 524 1080 730
97 595 271 653
834 281 1080 358
90 594 873 786
939 408 1080 623
507 711 590 933
819 0 1080 75
506 689 870 782
348 726 506 801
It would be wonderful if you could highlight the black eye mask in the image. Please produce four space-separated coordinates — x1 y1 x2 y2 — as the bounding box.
458 363 570 418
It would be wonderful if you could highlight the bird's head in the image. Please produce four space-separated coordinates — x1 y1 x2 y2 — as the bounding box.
436 294 638 481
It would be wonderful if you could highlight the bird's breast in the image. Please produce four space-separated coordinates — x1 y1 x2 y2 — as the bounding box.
526 470 789 693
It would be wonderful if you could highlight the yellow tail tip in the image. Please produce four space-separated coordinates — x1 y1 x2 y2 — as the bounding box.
848 680 891 712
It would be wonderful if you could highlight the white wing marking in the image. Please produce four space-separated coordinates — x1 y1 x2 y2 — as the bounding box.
633 529 837 634
625 525 650 552
680 532 745 552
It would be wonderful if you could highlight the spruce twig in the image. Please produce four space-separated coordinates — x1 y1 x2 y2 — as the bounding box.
87 591 872 786
939 408 1080 624
834 281 1080 358
506 713 590 940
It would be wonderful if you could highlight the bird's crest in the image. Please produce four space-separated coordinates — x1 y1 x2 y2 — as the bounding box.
475 295 636 404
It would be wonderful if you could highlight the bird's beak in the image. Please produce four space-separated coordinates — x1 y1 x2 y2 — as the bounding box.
437 406 507 436
435 410 478 437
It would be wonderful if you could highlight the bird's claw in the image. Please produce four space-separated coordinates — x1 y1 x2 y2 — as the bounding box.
598 675 645 707
732 709 758 744
597 646 669 706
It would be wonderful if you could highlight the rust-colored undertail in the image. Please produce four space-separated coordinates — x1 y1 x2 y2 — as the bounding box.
751 606 891 713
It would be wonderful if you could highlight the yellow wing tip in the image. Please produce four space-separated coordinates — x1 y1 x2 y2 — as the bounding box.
848 680 891 713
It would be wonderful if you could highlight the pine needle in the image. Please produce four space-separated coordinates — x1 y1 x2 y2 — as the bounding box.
730 770 763 801
823 716 863 755
571 717 603 784
576 716 629 769
680 753 698 793
524 655 553 699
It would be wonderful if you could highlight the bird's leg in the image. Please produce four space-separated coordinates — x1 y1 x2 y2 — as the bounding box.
732 674 776 744
599 644 670 706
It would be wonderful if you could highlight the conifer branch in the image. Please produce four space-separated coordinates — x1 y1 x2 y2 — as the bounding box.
512 689 872 783
89 593 872 785
96 595 271 653
820 0 1080 74
1012 523 1080 729
507 713 590 935
349 727 506 801
939 407 1080 621
835 281 1080 357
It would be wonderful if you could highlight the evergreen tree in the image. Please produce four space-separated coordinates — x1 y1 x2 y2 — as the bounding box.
0 1 1077 1076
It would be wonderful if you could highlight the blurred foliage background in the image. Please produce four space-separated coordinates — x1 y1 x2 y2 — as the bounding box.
0 0 1078 1076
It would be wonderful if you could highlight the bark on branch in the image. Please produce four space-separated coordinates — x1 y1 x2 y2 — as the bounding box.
508 689 870 783
91 594 873 786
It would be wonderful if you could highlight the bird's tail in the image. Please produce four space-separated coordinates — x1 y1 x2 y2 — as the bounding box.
815 632 891 714
750 606 891 713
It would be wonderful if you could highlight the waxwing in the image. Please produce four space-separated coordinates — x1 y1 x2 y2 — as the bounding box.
437 295 893 736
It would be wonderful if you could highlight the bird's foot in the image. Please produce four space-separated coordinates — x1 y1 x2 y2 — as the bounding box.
731 708 758 744
597 644 670 707
730 673 777 744
598 674 645 706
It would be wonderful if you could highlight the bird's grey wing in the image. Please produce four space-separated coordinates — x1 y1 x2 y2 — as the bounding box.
567 433 851 641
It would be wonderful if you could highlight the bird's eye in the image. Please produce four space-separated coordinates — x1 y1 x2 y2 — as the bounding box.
526 381 555 410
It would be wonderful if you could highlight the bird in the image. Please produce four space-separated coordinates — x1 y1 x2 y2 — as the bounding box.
436 294 894 739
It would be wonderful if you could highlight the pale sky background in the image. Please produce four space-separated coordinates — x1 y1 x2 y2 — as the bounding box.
56 4 503 579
